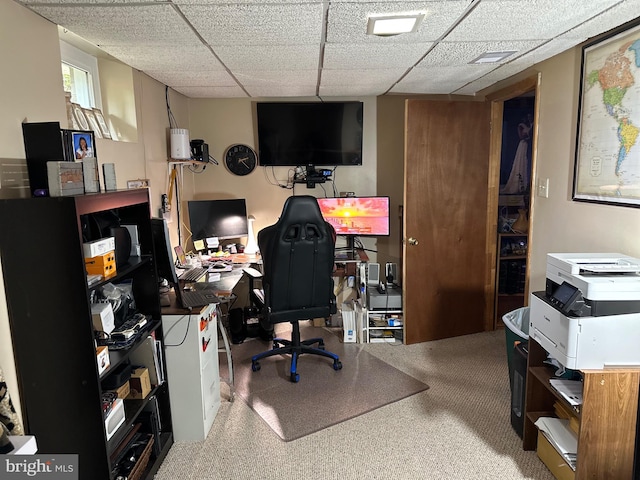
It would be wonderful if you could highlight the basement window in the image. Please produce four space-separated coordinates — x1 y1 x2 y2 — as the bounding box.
60 40 102 110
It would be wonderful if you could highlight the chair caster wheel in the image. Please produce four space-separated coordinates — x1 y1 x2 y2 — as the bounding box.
333 361 342 371
252 362 261 372
290 373 300 383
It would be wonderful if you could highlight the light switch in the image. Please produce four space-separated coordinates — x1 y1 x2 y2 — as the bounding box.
537 178 549 198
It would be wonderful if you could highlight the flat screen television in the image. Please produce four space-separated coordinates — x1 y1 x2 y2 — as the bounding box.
256 101 363 167
187 199 248 241
317 196 390 236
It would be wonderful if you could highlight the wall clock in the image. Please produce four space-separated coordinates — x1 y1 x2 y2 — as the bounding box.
224 144 257 176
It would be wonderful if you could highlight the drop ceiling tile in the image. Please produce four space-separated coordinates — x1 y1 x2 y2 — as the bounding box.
144 70 237 88
245 85 318 97
560 1 640 41
327 1 470 43
234 70 318 86
416 40 543 68
29 5 199 46
446 0 623 42
215 45 320 70
391 64 496 94
321 68 406 86
319 85 388 96
324 43 432 69
99 44 224 71
172 86 249 98
180 3 323 46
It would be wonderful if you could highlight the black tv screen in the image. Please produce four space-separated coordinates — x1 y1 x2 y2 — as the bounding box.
256 102 363 167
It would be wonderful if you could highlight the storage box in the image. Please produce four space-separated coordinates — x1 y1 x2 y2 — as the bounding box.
91 302 115 334
96 346 110 375
109 381 130 400
83 236 116 258
85 253 116 277
47 161 84 197
536 431 575 480
127 367 151 399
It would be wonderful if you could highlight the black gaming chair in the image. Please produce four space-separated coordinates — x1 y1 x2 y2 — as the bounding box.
251 195 343 382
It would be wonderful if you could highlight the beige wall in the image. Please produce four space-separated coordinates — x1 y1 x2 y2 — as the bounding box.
184 97 380 257
0 0 188 422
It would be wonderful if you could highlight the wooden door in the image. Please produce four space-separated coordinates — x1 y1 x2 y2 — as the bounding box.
403 100 490 344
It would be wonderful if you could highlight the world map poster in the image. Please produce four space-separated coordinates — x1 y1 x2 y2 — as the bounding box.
574 22 640 207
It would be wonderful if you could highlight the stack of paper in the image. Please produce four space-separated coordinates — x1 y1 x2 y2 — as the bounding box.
534 417 578 470
549 379 583 406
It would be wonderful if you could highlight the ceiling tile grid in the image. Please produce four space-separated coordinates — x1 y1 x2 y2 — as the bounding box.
17 0 640 97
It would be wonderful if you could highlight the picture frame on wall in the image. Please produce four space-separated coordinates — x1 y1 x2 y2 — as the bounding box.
83 108 102 139
573 20 640 207
92 108 112 139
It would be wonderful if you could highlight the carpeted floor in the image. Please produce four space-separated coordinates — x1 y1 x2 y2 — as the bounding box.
155 328 555 480
229 325 429 441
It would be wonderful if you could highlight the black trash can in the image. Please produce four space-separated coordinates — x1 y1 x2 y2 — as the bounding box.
510 342 528 438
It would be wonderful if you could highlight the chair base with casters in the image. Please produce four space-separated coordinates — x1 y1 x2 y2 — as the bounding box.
251 321 342 383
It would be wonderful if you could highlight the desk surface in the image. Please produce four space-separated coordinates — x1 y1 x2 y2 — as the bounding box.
162 262 253 315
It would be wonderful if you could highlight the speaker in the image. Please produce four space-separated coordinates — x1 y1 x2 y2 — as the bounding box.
385 263 398 285
109 226 132 268
367 263 380 286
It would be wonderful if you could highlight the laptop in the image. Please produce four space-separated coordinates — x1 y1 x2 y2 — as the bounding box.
175 285 220 309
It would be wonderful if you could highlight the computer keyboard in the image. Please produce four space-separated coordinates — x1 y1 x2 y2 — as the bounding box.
179 267 207 282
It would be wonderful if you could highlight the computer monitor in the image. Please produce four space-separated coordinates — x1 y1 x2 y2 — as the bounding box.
150 217 179 285
187 199 248 242
316 196 390 236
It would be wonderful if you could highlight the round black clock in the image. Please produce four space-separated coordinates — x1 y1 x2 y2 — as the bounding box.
224 144 257 176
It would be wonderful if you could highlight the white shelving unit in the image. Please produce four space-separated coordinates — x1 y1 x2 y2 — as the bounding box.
359 263 404 344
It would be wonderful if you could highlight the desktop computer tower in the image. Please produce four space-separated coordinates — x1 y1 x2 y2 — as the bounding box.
510 342 528 438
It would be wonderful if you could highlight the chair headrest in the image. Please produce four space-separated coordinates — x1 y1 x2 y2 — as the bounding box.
277 195 326 231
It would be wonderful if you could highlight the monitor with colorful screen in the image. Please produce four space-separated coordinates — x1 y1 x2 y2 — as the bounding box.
316 196 390 236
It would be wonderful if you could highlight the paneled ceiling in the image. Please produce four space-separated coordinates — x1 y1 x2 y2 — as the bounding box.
17 0 640 98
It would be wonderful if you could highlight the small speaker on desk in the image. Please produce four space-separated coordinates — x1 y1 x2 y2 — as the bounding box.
110 227 132 268
385 263 398 286
367 263 380 286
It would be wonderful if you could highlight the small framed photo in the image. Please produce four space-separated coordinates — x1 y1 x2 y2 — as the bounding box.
72 103 89 131
71 131 95 160
83 108 102 139
127 179 150 189
92 108 112 139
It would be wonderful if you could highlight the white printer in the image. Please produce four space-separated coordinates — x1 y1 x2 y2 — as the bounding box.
530 253 640 370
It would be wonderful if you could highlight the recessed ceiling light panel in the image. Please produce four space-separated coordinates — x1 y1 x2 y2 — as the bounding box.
367 14 425 37
469 51 517 64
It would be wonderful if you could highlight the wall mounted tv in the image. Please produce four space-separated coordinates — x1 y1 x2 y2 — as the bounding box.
256 101 363 167
317 196 390 236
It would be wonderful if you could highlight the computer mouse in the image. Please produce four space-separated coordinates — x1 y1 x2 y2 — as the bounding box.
212 261 228 269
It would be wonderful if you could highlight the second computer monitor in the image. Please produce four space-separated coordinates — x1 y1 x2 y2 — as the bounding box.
187 199 248 243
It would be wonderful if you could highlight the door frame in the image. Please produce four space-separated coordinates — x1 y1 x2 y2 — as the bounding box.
484 74 541 330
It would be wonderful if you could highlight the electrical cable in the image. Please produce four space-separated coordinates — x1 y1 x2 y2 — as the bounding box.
164 310 193 347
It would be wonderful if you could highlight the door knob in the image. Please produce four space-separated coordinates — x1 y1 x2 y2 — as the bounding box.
408 237 419 246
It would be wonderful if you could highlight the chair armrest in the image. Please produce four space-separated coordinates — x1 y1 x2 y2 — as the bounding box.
243 267 262 279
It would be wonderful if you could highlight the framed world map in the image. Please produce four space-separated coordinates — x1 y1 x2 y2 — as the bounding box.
573 20 640 207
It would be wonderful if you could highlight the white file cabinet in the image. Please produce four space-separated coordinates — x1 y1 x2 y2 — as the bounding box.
162 303 220 442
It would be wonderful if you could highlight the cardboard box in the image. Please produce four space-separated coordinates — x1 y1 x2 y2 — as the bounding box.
127 367 151 399
536 431 575 480
91 302 115 334
96 346 110 375
109 381 130 400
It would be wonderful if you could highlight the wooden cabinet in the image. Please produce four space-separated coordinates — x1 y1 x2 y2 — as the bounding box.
523 338 640 479
0 190 173 479
495 233 528 327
